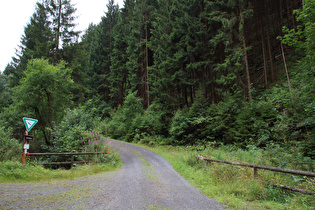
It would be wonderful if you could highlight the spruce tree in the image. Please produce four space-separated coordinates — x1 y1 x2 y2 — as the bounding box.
83 0 119 102
122 0 156 107
4 2 55 88
43 0 80 62
109 12 130 106
151 0 211 108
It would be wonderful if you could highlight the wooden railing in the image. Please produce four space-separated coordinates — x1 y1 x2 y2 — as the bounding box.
29 152 108 169
197 154 315 195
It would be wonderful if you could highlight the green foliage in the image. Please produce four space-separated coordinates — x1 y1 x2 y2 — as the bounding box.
43 0 80 54
48 108 100 153
168 94 280 148
169 109 191 145
279 1 315 147
13 59 73 145
83 1 119 102
0 74 12 112
281 0 315 60
261 57 314 158
0 127 21 162
80 133 113 164
82 96 112 119
0 102 27 141
127 104 171 143
107 91 144 140
42 107 115 164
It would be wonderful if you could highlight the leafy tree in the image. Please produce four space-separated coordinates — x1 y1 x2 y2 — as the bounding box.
276 0 315 158
13 59 73 145
281 0 315 61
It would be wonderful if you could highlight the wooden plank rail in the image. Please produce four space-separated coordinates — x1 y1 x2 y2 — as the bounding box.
29 152 108 169
197 154 315 195
29 152 105 156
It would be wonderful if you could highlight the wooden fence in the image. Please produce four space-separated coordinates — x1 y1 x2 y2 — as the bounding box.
29 152 108 169
197 154 315 195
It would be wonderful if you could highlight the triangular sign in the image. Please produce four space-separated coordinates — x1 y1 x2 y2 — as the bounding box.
23 117 38 132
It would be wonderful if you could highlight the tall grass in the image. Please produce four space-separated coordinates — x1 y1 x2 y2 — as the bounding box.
0 150 121 183
142 143 315 209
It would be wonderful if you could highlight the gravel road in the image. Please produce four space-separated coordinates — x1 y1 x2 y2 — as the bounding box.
0 140 225 209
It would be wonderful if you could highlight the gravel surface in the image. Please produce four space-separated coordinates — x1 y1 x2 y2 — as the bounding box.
0 140 225 209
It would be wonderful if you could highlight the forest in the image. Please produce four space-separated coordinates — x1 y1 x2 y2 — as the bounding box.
0 0 314 162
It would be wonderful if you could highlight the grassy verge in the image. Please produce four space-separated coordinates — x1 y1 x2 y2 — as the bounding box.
0 151 121 183
136 143 315 209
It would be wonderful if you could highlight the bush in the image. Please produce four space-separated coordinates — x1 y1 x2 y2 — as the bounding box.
82 96 112 119
126 103 172 142
48 108 100 153
42 108 104 164
0 126 21 161
107 91 144 140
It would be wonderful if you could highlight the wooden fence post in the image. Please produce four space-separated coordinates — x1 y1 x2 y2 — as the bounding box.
254 167 258 179
71 155 74 169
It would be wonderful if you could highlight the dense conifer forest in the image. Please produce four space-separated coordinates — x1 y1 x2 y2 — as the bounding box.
0 0 314 161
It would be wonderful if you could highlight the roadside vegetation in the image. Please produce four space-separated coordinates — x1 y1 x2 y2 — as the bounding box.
137 143 315 209
0 155 121 183
0 107 121 183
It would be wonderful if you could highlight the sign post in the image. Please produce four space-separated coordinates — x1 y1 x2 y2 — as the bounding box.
22 117 38 165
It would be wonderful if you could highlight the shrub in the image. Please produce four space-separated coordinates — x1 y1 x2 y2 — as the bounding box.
107 91 143 140
126 103 171 142
48 108 99 153
42 108 102 164
0 126 21 161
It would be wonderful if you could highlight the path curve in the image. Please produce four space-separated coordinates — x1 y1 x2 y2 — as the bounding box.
0 140 225 209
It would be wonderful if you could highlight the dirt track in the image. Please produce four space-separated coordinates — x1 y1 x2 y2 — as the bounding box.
0 140 225 209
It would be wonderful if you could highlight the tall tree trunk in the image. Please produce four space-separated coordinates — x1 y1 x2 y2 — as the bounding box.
184 86 188 107
281 43 292 93
266 0 275 81
145 15 150 107
261 31 269 89
286 0 296 28
45 90 54 131
211 71 216 104
191 70 195 105
267 30 274 81
34 107 50 146
240 8 252 101
55 0 62 62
